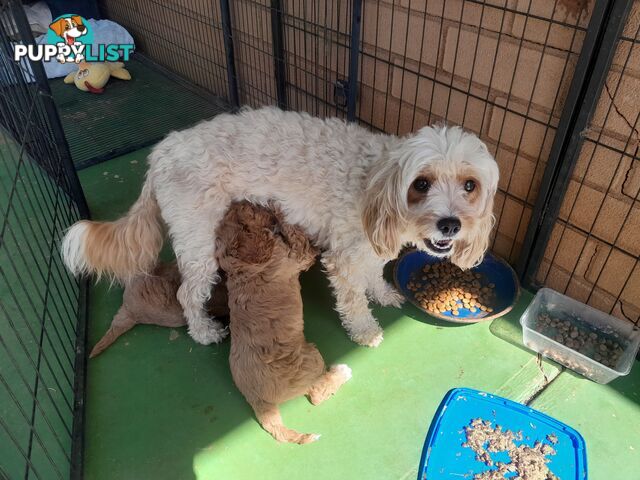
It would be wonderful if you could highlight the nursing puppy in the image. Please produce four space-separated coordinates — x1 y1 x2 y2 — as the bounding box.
89 262 229 358
217 202 351 444
62 107 499 348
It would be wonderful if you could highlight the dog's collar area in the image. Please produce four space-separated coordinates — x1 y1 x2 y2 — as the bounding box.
424 238 453 254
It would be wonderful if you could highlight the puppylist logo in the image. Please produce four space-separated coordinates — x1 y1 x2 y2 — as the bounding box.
13 15 134 64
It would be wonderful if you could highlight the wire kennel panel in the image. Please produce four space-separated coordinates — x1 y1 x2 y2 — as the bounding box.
281 0 355 118
92 0 636 323
531 0 640 325
352 0 595 266
229 0 279 107
0 2 89 479
100 0 231 103
225 0 355 114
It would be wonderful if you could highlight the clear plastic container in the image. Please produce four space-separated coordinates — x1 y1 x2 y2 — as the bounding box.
520 288 640 384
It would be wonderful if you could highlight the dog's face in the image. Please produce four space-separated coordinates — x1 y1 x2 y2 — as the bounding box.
362 126 499 269
49 16 87 40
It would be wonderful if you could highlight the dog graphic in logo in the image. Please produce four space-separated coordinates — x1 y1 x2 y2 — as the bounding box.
48 15 87 63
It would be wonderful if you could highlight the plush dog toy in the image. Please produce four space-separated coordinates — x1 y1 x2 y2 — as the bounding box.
216 201 352 444
89 262 229 358
64 61 131 94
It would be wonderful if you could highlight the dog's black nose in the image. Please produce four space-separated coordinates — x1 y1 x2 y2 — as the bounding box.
78 25 86 32
437 217 461 237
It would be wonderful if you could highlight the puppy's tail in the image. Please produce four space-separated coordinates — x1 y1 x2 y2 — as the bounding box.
62 176 163 282
89 306 136 358
251 400 320 445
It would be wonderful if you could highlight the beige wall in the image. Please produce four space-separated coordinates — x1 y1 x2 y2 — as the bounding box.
101 0 230 98
537 1 640 325
276 0 592 269
102 0 639 324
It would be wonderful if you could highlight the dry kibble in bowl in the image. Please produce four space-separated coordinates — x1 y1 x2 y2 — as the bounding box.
406 262 496 316
533 313 625 370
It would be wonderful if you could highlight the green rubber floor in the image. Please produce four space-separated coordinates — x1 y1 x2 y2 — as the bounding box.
80 150 640 480
50 58 230 169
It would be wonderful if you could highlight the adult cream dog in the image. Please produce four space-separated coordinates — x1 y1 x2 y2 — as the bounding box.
62 107 499 347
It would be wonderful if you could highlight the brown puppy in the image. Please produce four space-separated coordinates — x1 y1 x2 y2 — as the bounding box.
216 201 351 444
89 262 229 358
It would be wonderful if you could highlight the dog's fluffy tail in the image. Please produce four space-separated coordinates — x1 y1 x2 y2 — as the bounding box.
252 400 320 445
62 176 163 282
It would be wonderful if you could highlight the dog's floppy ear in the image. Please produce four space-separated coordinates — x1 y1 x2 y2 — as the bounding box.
450 200 495 270
49 18 67 37
362 159 407 259
71 15 83 26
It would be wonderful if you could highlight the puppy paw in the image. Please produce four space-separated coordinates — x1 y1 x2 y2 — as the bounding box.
298 433 321 445
330 364 352 382
188 319 228 345
374 285 405 308
350 324 384 348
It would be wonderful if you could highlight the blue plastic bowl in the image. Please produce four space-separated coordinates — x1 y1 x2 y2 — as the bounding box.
393 250 519 323
417 388 587 480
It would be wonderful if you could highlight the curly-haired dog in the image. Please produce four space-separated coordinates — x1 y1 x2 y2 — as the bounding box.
217 201 351 444
62 107 499 347
89 262 229 358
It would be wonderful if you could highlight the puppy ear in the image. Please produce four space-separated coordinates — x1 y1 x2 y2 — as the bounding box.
451 204 495 270
279 222 318 268
71 16 83 26
49 19 66 37
235 231 275 264
362 163 407 259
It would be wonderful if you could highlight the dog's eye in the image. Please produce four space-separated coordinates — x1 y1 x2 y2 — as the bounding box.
464 180 476 192
412 178 430 193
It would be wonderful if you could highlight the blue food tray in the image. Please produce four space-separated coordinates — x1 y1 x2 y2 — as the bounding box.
394 251 519 323
418 388 587 480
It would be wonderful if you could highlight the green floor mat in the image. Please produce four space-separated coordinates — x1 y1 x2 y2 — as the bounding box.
0 130 79 479
78 151 562 480
50 57 230 169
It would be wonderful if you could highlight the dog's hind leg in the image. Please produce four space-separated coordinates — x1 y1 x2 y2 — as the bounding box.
307 364 352 406
250 399 320 445
167 203 229 345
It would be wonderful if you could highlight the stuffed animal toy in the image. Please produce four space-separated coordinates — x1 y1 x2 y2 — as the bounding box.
89 262 229 358
63 61 131 94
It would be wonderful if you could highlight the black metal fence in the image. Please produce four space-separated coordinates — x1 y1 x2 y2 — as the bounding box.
0 0 638 475
100 0 638 320
0 1 89 479
521 0 640 324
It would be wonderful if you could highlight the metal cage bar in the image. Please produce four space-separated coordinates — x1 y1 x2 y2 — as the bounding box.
516 0 635 287
0 1 89 479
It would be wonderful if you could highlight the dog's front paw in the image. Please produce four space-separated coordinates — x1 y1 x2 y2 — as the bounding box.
373 285 405 308
188 319 228 345
349 323 384 348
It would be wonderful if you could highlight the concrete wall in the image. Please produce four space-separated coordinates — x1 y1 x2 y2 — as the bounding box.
102 0 639 325
537 1 640 324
